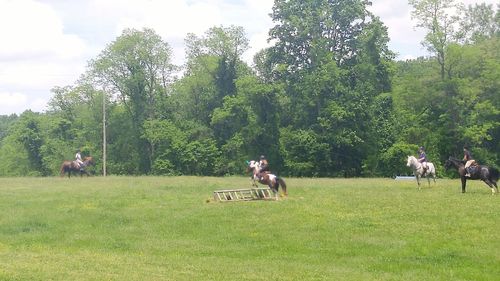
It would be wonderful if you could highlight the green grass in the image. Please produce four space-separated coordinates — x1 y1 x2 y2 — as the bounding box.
0 176 498 280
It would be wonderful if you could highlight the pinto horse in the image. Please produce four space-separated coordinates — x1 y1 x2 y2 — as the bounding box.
246 160 287 198
60 156 95 178
444 157 499 195
406 156 436 188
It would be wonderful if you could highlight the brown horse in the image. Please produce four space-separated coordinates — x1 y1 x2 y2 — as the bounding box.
444 157 499 195
247 160 287 198
60 156 95 178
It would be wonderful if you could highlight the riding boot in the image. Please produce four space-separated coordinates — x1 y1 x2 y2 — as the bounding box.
465 167 470 177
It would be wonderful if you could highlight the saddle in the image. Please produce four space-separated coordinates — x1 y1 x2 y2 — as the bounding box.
73 161 85 170
466 165 478 177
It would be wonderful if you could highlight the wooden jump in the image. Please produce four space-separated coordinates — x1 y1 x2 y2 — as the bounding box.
213 188 275 202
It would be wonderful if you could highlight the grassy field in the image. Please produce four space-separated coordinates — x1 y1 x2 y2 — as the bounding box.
0 176 498 281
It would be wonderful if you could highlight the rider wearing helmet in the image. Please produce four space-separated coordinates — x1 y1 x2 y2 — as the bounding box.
258 155 270 180
75 149 84 171
418 146 428 174
463 146 475 177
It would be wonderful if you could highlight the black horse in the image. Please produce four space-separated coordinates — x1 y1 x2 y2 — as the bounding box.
444 157 499 194
60 156 95 178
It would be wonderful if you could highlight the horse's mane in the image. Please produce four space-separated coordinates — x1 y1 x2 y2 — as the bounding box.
448 157 464 164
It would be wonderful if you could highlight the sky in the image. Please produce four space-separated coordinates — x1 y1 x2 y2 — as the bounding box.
0 0 496 115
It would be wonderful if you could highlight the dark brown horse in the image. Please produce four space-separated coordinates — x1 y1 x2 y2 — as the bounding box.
247 160 287 198
444 157 499 194
60 156 95 178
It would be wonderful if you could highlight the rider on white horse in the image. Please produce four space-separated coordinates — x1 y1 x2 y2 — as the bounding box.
418 146 428 175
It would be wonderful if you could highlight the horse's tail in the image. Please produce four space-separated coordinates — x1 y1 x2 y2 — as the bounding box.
60 163 66 177
429 163 436 177
490 166 499 182
277 177 287 196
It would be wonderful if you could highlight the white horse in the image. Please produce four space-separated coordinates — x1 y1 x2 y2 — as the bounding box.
406 155 436 188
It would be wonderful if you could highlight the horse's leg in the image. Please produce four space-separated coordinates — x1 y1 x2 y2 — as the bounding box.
269 181 278 200
482 179 496 195
461 177 467 193
279 178 287 196
251 173 258 187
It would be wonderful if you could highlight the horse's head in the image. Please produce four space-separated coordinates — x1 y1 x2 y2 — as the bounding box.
406 156 413 167
445 157 462 170
84 156 95 166
246 160 259 174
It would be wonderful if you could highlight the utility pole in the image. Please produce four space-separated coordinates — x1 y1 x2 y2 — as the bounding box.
102 91 107 177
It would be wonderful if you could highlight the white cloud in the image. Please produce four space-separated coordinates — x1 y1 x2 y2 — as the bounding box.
0 87 49 115
0 92 27 107
0 91 46 115
0 0 89 115
0 0 86 61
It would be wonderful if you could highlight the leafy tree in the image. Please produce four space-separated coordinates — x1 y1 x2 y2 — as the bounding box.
379 142 418 177
7 111 49 175
88 28 175 174
174 55 219 126
180 26 251 126
409 0 461 79
456 3 499 44
0 114 18 141
269 0 374 71
269 0 393 176
391 36 499 168
280 127 331 177
210 76 282 174
185 26 249 68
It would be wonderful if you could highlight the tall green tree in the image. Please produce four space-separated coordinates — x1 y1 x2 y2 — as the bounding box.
409 0 461 80
456 3 499 44
268 0 393 176
2 111 50 176
180 26 251 126
88 28 175 174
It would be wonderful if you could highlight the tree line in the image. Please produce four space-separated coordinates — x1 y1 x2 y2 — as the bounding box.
0 0 498 177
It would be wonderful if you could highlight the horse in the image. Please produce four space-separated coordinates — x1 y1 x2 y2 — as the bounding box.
406 155 436 188
246 160 287 198
444 157 498 195
60 156 95 178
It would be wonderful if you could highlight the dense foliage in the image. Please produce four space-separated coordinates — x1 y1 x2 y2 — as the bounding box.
0 1 498 177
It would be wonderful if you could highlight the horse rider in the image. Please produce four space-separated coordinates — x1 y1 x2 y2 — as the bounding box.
258 155 270 180
75 149 84 171
417 146 428 175
463 145 475 177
